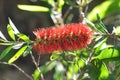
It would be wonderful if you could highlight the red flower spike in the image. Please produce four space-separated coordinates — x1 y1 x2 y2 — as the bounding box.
33 23 93 55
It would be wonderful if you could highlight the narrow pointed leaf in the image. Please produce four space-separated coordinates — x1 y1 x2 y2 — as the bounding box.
8 18 19 34
8 45 27 64
7 24 15 40
16 33 30 42
97 14 108 33
86 19 100 32
12 42 24 49
0 37 6 42
94 38 107 55
17 4 49 12
0 42 14 46
0 45 13 60
0 31 7 40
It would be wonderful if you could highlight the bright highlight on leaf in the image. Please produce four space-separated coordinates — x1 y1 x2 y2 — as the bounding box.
8 45 27 64
16 33 30 42
17 4 49 12
87 0 120 21
94 47 120 60
7 24 15 40
33 69 41 80
99 63 109 80
0 31 7 40
116 26 120 35
8 18 20 34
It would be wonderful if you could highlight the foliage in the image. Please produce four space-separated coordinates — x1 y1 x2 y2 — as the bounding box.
0 0 120 80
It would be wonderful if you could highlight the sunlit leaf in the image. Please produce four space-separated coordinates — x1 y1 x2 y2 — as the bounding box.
50 53 59 60
116 26 120 35
12 42 24 49
87 0 120 21
98 62 109 80
0 45 13 60
86 19 100 32
16 33 30 42
33 69 41 80
0 37 5 42
0 42 14 46
77 59 85 68
7 24 15 40
0 31 7 40
8 45 27 64
94 38 107 55
97 14 108 33
8 18 19 34
94 47 120 60
18 4 50 12
57 0 64 12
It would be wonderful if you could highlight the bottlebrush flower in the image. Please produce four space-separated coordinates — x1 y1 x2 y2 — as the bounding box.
33 23 93 54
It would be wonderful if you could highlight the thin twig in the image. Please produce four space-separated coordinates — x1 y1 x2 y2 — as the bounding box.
87 50 95 64
84 0 89 16
30 52 45 80
0 61 33 80
63 6 72 20
78 0 85 23
37 55 40 66
30 52 38 68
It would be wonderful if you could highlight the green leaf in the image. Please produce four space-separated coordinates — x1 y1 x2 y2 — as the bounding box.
87 0 120 21
54 62 64 80
40 61 57 74
16 33 30 42
94 47 120 60
95 24 105 33
116 26 120 35
8 18 20 34
0 45 13 60
33 69 41 80
77 59 85 68
98 63 109 80
87 63 99 80
0 42 14 46
86 19 100 32
7 24 15 40
94 38 107 55
17 4 50 12
0 31 7 40
8 45 27 64
12 42 24 49
42 0 55 7
57 0 64 12
23 45 33 57
0 37 5 42
97 14 108 33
